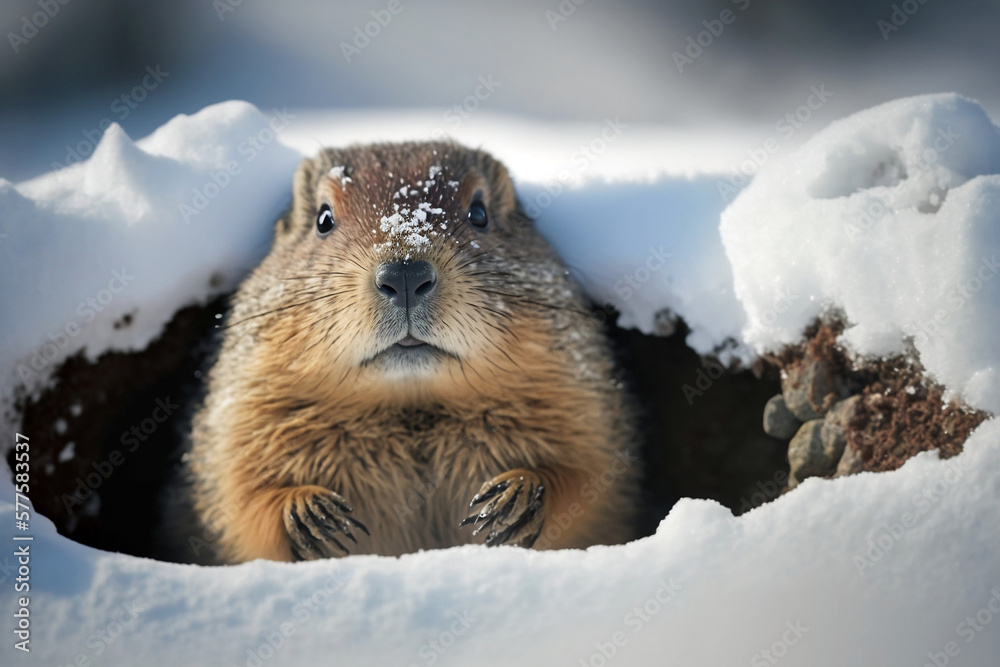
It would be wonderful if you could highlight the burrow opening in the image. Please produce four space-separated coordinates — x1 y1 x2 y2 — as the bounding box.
5 299 988 561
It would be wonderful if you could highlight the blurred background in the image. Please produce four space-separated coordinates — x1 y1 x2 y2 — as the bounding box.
1 0 998 183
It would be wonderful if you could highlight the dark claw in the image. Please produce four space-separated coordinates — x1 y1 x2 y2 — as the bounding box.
494 485 523 524
487 495 543 546
322 496 371 535
460 497 500 528
316 493 354 514
345 515 370 536
484 530 505 547
460 504 494 528
529 484 544 509
469 481 509 508
330 498 354 514
463 477 546 547
316 494 369 536
336 521 357 544
304 505 349 553
471 513 497 536
287 493 367 560
312 503 357 543
327 533 348 554
486 516 522 546
289 504 325 558
317 492 354 515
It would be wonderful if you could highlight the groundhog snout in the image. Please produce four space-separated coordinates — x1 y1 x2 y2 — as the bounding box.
374 259 438 312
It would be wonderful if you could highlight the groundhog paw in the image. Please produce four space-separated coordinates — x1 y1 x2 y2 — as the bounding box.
461 470 545 548
283 486 369 561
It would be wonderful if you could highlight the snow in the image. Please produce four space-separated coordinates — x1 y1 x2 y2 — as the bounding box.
722 94 1000 412
56 442 74 463
2 95 999 665
2 421 998 666
0 101 302 399
375 175 449 259
526 177 748 361
328 165 352 187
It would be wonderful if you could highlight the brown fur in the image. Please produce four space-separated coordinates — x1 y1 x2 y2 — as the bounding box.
176 141 639 563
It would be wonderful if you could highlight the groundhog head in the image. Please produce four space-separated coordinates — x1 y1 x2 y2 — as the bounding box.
248 141 589 402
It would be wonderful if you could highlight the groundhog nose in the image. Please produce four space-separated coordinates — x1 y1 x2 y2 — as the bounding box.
375 260 437 310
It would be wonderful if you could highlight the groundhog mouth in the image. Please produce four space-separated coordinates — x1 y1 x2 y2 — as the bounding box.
362 333 456 372
396 335 426 348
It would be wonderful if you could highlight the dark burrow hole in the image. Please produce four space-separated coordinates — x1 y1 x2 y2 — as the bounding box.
8 298 985 560
612 321 788 535
6 297 788 558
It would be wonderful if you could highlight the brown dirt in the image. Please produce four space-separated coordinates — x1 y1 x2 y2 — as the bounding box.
6 297 226 556
769 320 991 475
848 356 989 472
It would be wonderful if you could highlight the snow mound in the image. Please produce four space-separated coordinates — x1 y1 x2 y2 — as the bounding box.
3 96 1000 666
525 178 747 359
0 101 302 395
2 417 998 666
722 94 1000 412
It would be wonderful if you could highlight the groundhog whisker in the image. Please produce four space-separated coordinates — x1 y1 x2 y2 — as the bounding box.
284 290 353 304
331 364 356 391
455 357 480 385
476 304 516 322
325 332 358 369
448 255 487 272
478 289 591 318
338 255 370 274
475 315 516 341
481 336 524 374
221 293 345 330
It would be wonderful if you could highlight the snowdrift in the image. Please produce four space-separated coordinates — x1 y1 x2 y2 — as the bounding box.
722 95 1000 414
2 94 998 666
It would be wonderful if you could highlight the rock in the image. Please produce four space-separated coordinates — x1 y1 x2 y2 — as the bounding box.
781 357 849 421
653 309 676 337
824 395 860 430
787 397 861 482
787 419 837 481
835 443 864 477
820 395 861 468
763 394 801 440
819 422 847 469
786 472 800 490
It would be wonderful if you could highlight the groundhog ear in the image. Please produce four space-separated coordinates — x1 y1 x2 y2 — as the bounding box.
480 154 518 211
272 155 322 244
273 214 293 238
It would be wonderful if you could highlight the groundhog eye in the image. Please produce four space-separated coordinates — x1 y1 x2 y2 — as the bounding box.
316 203 335 237
467 196 488 229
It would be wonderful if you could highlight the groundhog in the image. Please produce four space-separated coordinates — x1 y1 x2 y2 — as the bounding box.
177 141 639 563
